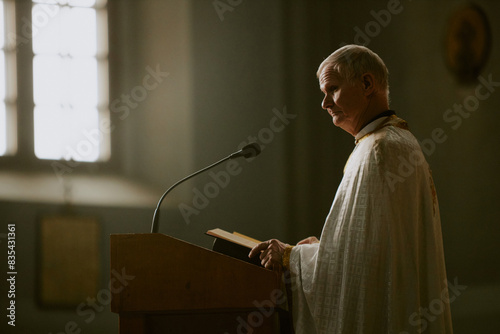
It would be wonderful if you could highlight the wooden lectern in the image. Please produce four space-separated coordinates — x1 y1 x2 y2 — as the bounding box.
110 234 291 334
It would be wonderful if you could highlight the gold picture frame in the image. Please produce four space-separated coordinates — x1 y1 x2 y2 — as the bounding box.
445 4 492 84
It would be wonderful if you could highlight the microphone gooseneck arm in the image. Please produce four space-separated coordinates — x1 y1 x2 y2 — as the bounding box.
150 155 230 233
150 142 261 233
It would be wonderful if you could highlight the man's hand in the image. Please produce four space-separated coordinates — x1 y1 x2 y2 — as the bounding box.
297 236 319 245
248 239 289 270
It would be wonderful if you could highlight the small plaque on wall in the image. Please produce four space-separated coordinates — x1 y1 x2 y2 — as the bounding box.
38 215 100 307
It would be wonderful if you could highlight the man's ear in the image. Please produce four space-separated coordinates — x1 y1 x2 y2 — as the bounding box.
361 73 375 96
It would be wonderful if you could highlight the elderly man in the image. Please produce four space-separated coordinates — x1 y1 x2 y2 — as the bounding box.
249 45 453 333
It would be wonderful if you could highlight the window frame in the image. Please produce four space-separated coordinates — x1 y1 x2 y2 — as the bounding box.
0 0 119 176
0 0 17 157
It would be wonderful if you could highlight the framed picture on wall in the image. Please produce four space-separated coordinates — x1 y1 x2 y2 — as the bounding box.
445 4 492 84
38 214 100 307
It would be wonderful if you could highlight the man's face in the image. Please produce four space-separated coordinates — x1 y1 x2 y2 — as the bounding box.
319 68 368 136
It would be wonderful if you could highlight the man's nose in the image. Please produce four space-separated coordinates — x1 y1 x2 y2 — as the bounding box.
322 95 332 110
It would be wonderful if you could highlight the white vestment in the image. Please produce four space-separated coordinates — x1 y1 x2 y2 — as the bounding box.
288 116 453 333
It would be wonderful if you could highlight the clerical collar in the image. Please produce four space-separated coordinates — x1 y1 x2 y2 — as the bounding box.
354 110 396 144
364 110 396 127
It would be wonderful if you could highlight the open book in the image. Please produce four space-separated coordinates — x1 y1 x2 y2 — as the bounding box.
206 228 262 266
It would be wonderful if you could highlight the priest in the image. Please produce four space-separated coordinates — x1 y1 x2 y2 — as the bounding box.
249 45 453 333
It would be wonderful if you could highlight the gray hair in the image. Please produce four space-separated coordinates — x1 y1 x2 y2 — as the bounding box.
317 45 389 97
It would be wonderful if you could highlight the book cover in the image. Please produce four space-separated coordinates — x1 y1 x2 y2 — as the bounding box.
206 228 262 267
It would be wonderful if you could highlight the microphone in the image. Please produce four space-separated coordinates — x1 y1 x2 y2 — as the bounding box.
228 142 261 159
150 142 262 233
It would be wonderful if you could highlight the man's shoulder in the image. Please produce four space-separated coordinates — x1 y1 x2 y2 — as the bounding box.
370 125 420 155
359 125 426 174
